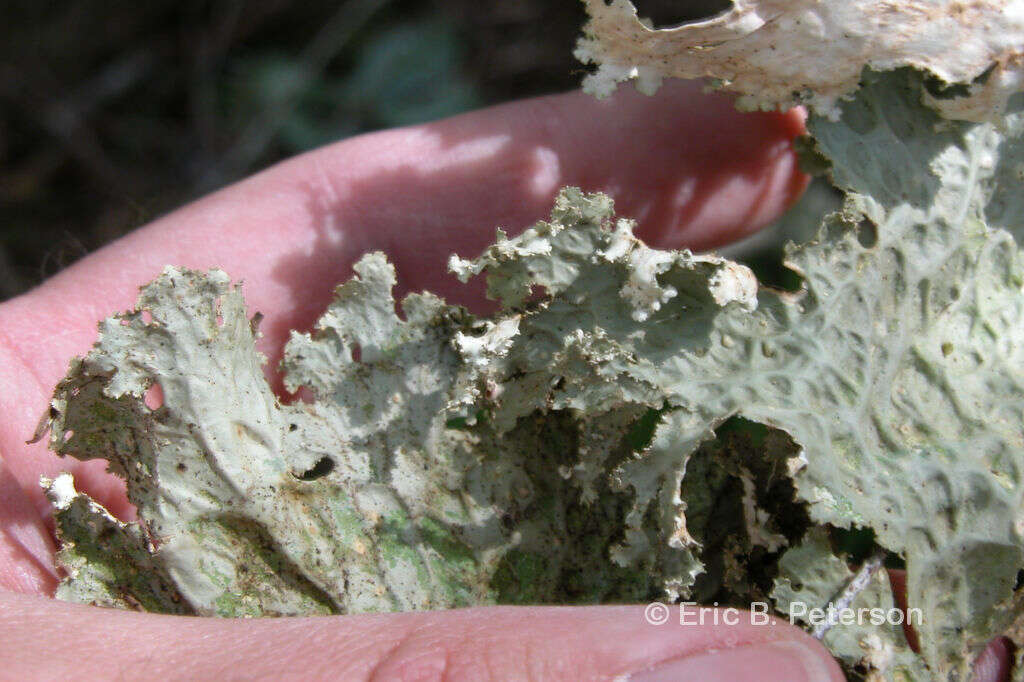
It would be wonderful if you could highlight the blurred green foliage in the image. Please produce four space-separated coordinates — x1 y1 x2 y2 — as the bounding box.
229 20 483 151
0 0 587 299
0 0 746 299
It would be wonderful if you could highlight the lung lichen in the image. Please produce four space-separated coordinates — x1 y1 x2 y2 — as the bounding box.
38 2 1024 679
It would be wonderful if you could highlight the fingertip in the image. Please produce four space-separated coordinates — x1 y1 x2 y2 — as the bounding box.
631 640 840 682
973 637 1014 682
780 104 809 137
621 96 810 252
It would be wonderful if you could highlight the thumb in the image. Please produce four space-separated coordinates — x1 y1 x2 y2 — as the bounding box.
1 593 842 680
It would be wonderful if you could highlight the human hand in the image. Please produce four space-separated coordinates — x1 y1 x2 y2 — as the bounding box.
0 81 967 680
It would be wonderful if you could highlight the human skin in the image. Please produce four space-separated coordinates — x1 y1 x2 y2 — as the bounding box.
0 81 1006 680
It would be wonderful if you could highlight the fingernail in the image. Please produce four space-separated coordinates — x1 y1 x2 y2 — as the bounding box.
630 640 832 682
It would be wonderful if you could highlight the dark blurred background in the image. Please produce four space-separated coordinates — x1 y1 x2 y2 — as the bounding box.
0 1 747 301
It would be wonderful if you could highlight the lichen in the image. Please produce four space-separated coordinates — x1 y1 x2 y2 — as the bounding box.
36 2 1024 679
575 0 1024 122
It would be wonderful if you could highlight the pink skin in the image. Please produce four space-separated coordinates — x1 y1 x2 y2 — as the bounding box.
0 81 1002 680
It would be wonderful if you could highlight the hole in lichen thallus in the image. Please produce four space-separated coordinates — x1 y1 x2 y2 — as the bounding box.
628 0 734 29
830 525 878 564
828 519 904 569
626 404 670 451
213 296 225 327
924 64 995 100
144 383 164 410
741 253 804 293
294 456 335 481
682 416 812 602
856 218 878 248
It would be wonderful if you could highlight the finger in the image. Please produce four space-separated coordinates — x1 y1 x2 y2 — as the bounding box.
0 81 806 513
973 638 1014 682
886 569 921 652
0 594 843 681
0 459 56 594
